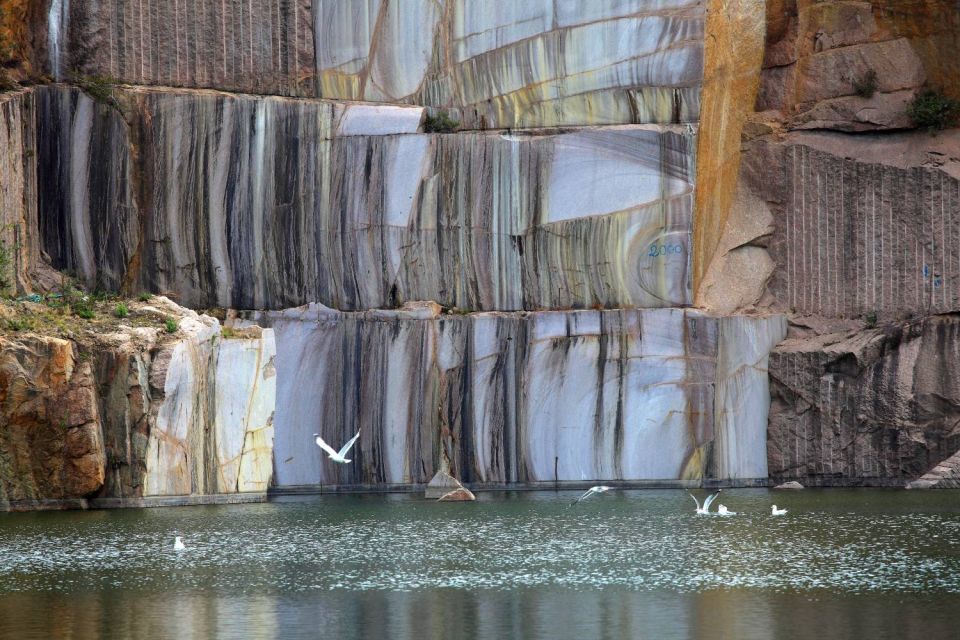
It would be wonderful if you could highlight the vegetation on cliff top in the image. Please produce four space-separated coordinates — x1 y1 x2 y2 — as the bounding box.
0 285 180 340
908 89 960 132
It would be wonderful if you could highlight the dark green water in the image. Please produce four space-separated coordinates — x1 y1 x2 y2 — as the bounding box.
1 489 959 639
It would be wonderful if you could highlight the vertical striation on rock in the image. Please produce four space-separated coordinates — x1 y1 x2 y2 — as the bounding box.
54 0 315 96
35 85 696 312
45 0 706 128
766 132 960 320
267 303 785 487
769 316 960 486
0 90 37 294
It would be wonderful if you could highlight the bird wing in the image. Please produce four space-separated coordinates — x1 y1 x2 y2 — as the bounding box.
703 490 721 511
338 431 361 457
573 488 594 504
687 492 701 510
314 435 339 458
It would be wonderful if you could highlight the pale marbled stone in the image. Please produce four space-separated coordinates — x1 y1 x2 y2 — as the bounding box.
213 334 277 493
712 315 788 480
144 316 219 497
263 304 784 487
36 85 694 312
143 309 276 497
335 103 424 136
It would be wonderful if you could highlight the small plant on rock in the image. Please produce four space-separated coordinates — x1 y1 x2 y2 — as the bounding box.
138 292 152 302
864 310 878 328
423 111 460 133
164 317 178 333
5 317 33 332
114 303 129 318
907 89 960 132
71 73 118 107
852 69 878 98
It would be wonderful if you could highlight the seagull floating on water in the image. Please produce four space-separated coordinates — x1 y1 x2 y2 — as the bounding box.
717 504 737 516
173 536 185 551
688 490 721 515
771 505 788 516
314 430 361 464
571 485 611 505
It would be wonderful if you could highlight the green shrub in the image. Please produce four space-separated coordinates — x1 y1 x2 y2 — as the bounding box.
70 290 95 319
852 69 878 98
907 90 960 131
71 73 118 106
864 310 878 329
138 292 152 302
5 317 33 332
114 303 129 318
164 317 178 333
423 111 460 133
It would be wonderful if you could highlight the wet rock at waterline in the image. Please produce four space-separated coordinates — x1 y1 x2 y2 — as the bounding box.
774 481 804 490
437 488 476 502
34 84 695 312
425 470 465 500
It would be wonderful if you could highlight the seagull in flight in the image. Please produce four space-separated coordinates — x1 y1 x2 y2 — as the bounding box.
314 430 361 464
173 536 185 551
717 504 737 516
571 485 611 505
771 505 788 516
688 490 721 515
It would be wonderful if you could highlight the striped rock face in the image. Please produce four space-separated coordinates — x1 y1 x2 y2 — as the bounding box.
35 85 695 312
51 0 704 128
261 304 784 487
0 1 786 499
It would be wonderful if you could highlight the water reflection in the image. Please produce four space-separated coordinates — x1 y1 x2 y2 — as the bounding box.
1 490 959 639
2 589 958 640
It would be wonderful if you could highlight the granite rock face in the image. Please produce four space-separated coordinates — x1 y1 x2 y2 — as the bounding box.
0 300 276 509
46 0 705 128
36 84 695 312
0 335 106 503
47 0 315 93
758 0 960 131
0 90 38 294
759 131 960 320
264 303 785 488
769 315 960 486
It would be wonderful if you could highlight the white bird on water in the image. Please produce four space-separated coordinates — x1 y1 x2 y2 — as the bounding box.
688 490 721 515
571 485 611 505
173 536 185 551
314 430 361 464
771 505 788 516
717 504 737 516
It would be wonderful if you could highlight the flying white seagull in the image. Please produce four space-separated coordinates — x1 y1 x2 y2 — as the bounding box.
771 505 788 516
174 536 185 551
314 431 361 464
688 490 721 515
571 485 612 505
717 504 737 516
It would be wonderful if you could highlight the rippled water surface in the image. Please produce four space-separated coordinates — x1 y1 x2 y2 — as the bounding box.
2 489 960 639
